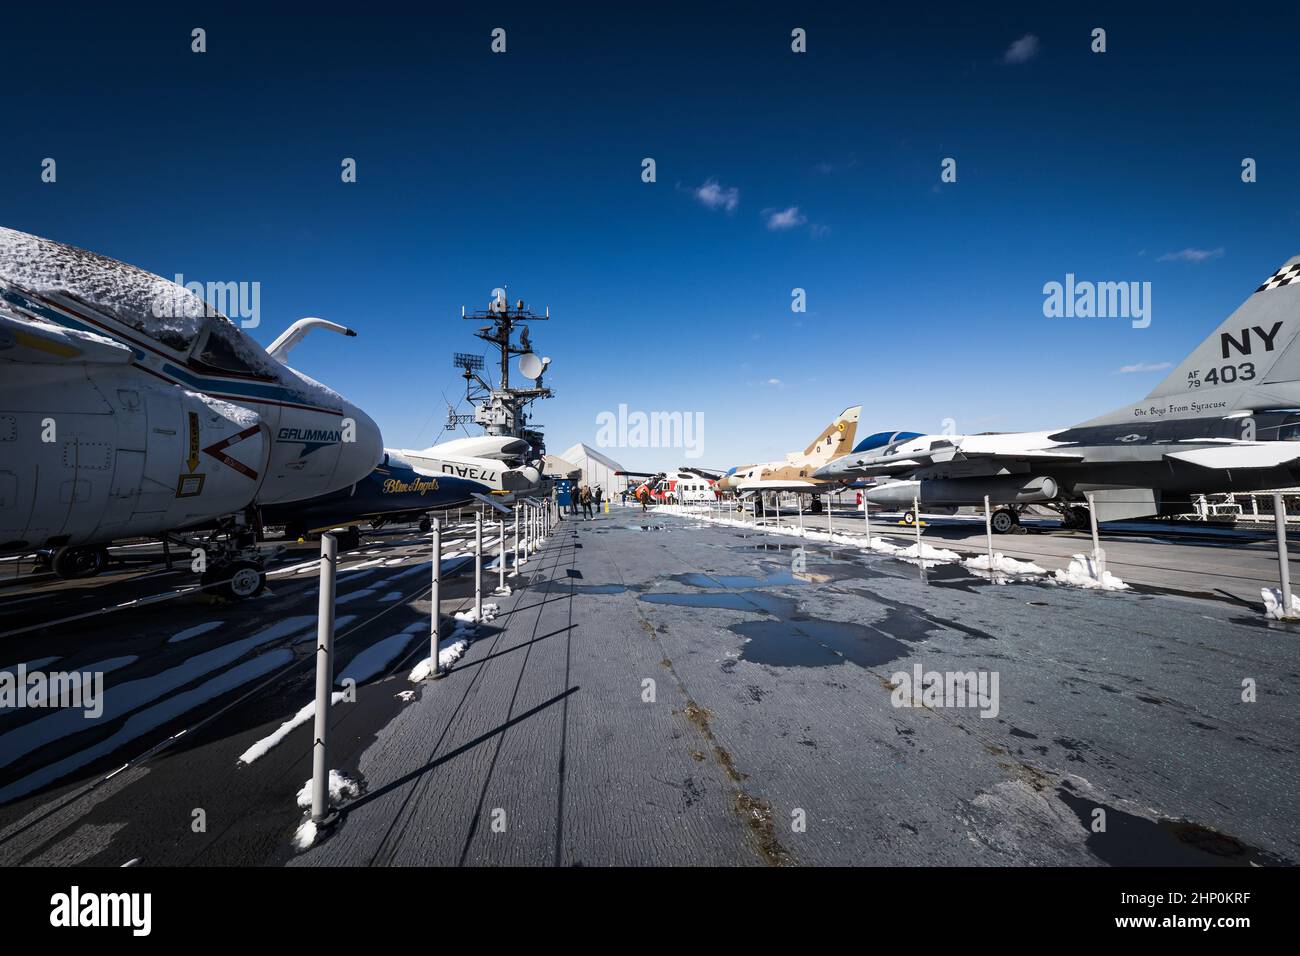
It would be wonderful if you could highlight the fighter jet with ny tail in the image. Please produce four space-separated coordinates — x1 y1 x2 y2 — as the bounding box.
815 257 1300 533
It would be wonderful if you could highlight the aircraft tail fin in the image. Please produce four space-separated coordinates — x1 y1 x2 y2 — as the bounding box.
1145 255 1300 400
802 405 862 462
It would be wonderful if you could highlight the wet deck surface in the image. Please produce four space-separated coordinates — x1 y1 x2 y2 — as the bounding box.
2 507 1297 866
291 509 1300 867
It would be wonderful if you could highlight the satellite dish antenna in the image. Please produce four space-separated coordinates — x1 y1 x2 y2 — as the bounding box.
518 352 545 380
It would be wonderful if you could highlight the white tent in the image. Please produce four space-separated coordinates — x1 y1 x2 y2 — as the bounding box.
542 454 582 481
561 443 627 500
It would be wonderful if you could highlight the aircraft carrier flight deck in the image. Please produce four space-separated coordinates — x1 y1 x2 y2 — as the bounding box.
2 505 1296 868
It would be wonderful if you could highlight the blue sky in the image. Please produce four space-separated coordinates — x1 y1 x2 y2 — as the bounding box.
4 2 1299 471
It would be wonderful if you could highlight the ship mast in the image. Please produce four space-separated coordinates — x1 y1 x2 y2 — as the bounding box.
450 287 554 451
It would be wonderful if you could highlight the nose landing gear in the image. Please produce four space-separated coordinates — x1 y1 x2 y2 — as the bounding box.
201 559 267 600
1056 505 1092 531
990 508 1020 534
170 513 270 601
47 544 111 579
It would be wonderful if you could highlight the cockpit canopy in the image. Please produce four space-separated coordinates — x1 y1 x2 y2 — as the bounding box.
852 430 923 454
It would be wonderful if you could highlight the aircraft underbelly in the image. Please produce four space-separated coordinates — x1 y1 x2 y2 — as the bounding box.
0 371 271 548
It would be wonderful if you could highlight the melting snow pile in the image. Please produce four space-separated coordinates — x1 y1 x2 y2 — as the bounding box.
292 769 362 849
295 769 360 810
1054 554 1128 590
964 553 1047 576
1261 587 1300 620
239 691 348 765
407 634 470 682
896 542 961 566
862 537 902 555
293 820 319 850
493 584 513 596
406 605 499 682
456 603 499 625
800 528 873 548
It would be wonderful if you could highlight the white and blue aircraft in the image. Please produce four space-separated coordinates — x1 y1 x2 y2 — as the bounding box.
0 226 383 596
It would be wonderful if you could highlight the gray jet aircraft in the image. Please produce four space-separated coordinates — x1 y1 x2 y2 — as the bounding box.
815 255 1300 533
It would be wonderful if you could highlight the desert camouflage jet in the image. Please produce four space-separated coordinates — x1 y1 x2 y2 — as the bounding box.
715 405 861 495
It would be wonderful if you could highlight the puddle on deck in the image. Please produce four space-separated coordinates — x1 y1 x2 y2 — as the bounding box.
640 590 797 616
1057 786 1291 866
728 618 910 669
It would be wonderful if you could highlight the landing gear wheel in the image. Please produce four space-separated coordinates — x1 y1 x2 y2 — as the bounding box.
203 560 266 600
991 508 1018 534
903 510 917 526
1069 506 1091 530
418 517 431 533
810 497 824 515
335 527 362 551
50 545 110 579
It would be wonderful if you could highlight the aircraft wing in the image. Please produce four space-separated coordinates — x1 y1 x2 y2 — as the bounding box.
1164 443 1300 470
850 446 1085 477
736 478 826 493
0 312 133 365
472 492 515 514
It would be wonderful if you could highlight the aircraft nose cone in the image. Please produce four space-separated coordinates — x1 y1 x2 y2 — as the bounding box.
338 404 384 486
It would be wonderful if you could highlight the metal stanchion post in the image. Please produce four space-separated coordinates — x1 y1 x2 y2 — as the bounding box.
984 495 995 580
474 511 483 621
430 518 442 677
863 491 871 546
1087 491 1104 577
310 533 338 823
513 504 520 573
913 495 922 554
1276 492 1295 616
498 518 506 591
827 492 834 540
797 494 804 534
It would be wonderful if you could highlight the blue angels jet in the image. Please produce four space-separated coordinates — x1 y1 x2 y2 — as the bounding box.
261 434 545 549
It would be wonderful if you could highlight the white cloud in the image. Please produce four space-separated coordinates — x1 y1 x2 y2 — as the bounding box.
1003 34 1040 64
1118 362 1173 374
763 206 807 231
1157 247 1225 263
764 378 782 386
694 179 739 212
